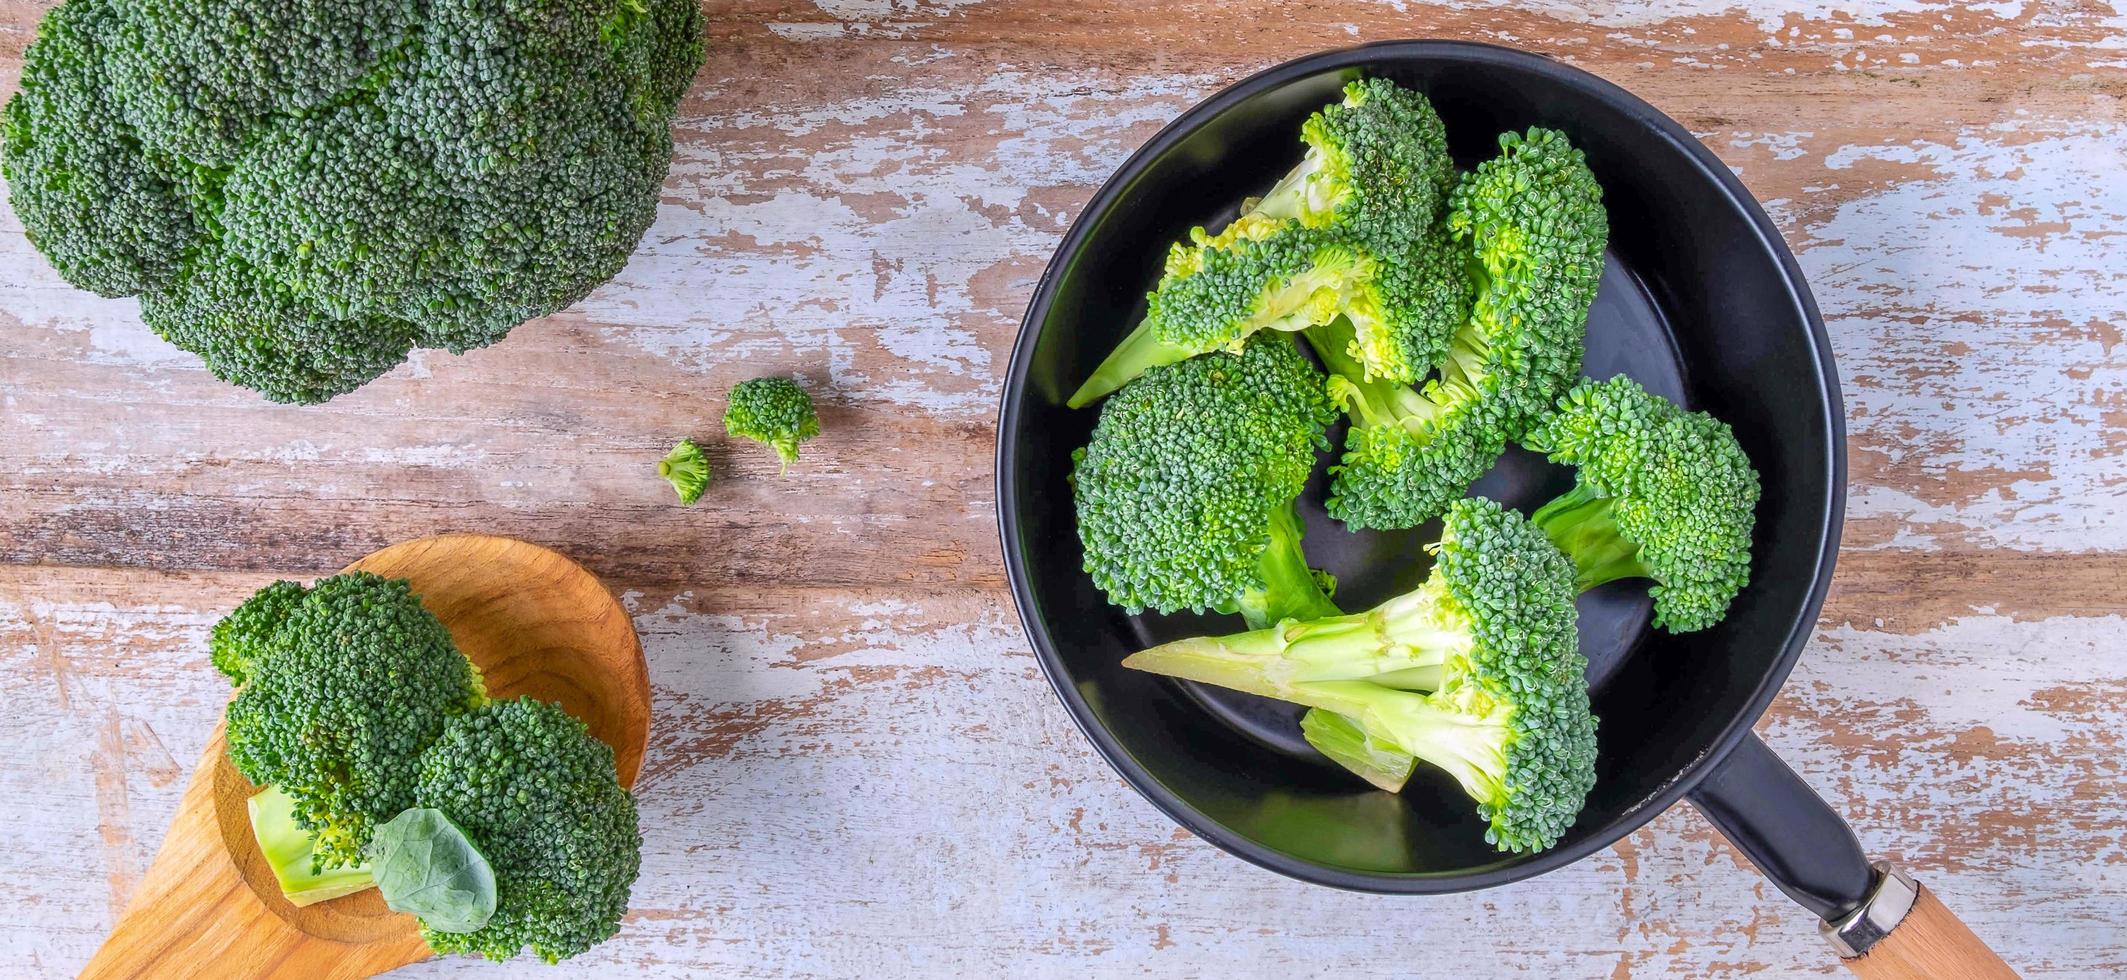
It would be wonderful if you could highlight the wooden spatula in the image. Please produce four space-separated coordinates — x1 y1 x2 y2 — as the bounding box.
81 534 649 979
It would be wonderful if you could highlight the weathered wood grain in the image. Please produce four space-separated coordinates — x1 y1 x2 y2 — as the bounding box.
3 0 2124 975
2 566 2122 977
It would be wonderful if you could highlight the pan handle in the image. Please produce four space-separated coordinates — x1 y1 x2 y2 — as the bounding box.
1685 732 2020 978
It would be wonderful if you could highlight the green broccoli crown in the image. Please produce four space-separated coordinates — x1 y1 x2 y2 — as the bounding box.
724 377 821 472
1336 216 1472 387
412 697 642 964
657 438 711 504
1421 497 1597 852
1313 128 1605 531
1065 79 1461 408
221 572 486 869
1071 332 1337 622
1146 223 1365 354
2 0 704 403
1271 78 1457 245
1526 376 1761 632
0 0 200 297
1446 127 1608 436
209 579 306 685
1307 316 1507 530
1122 497 1595 853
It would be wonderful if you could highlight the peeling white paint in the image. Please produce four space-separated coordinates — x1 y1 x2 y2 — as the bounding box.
1795 125 2127 551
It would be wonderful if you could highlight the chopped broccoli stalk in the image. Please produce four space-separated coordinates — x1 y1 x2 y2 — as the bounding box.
657 438 710 504
1299 709 1417 793
1068 318 1200 411
1238 499 1343 629
1067 79 1461 408
1530 485 1646 592
1525 375 1761 632
1125 498 1596 853
248 786 378 907
1071 332 1340 626
1321 127 1607 530
220 573 487 870
725 377 820 473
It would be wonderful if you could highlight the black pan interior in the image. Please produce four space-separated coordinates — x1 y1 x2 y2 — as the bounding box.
999 43 1839 889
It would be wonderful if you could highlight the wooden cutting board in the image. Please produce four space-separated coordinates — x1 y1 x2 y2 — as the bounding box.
79 534 650 980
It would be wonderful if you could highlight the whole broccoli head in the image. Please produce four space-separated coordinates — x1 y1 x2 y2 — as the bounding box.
1126 497 1597 853
1065 79 1462 408
1322 127 1607 531
1071 332 1340 629
724 377 820 473
1 0 703 403
412 697 642 964
221 573 487 869
1525 375 1761 632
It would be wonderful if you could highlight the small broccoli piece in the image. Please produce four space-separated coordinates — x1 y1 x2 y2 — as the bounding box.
1322 128 1607 530
1525 376 1761 632
658 438 711 504
208 579 305 685
725 377 820 473
1308 316 1504 532
2 0 704 403
412 697 642 964
222 573 486 869
247 786 379 907
1125 498 1596 853
1072 332 1340 628
1067 79 1461 407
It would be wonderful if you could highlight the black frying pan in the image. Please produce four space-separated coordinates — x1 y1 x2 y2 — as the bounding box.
995 42 2015 977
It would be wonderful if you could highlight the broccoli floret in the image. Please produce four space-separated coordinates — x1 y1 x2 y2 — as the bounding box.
658 438 711 504
1525 376 1761 632
1066 79 1461 407
208 579 305 685
0 0 200 296
1071 332 1341 628
247 786 380 907
1308 315 1504 532
725 377 820 473
411 697 642 964
1125 498 1596 853
1322 128 1607 530
221 573 487 869
140 245 418 403
2 0 703 403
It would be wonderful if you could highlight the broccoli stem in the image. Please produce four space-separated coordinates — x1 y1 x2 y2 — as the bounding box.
1237 499 1341 630
247 786 377 907
1249 150 1332 223
1066 318 1198 408
1303 318 1455 429
1299 708 1416 792
1325 681 1513 806
1531 482 1649 592
1127 580 1473 699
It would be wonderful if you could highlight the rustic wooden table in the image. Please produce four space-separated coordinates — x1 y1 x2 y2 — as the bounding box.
4 0 2123 976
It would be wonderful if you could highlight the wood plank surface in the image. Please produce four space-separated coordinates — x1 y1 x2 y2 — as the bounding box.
2 0 2123 975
